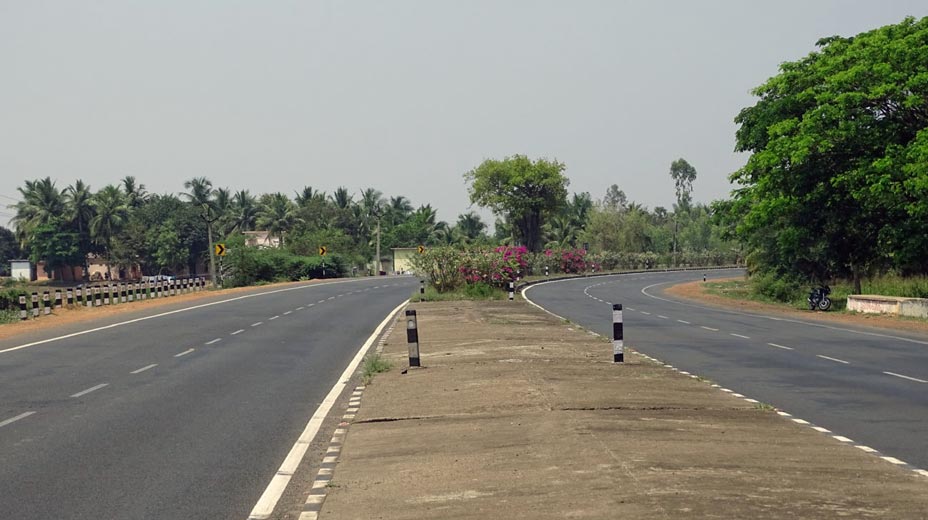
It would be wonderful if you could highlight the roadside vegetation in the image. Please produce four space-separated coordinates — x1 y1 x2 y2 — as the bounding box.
715 17 928 301
361 354 393 384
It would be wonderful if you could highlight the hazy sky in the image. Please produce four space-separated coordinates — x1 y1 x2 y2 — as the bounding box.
3 1 927 227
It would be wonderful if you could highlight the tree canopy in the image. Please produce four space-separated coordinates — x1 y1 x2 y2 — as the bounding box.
729 16 928 289
464 155 570 252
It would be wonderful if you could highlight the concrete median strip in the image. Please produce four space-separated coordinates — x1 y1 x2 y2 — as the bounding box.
311 300 928 519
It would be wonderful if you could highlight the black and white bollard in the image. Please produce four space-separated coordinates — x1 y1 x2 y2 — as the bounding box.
55 289 62 309
31 292 39 318
76 286 83 306
508 281 514 301
703 273 707 282
612 303 624 363
43 291 51 315
545 265 549 278
419 280 425 302
67 288 74 306
405 309 420 367
120 284 126 303
19 294 27 321
94 286 102 307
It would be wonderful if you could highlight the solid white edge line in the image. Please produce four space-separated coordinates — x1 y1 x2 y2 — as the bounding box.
883 371 928 383
0 411 36 428
70 383 108 398
130 363 158 374
174 348 195 357
0 278 379 356
246 299 409 520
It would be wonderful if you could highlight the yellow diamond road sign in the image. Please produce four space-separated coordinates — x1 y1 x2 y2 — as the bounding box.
319 246 327 256
214 243 227 256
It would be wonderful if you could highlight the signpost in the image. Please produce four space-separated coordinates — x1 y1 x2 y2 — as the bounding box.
214 243 227 287
319 246 327 278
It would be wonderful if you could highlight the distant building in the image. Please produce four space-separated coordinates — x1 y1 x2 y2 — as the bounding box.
391 247 420 274
10 259 32 281
243 231 281 248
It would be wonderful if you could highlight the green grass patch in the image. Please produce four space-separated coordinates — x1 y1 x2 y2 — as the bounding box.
413 283 510 302
362 353 393 384
0 308 20 325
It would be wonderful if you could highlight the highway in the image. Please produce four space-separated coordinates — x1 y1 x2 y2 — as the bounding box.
0 277 416 520
525 269 928 472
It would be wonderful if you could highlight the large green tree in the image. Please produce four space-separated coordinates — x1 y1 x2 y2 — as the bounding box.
464 155 569 252
731 16 928 291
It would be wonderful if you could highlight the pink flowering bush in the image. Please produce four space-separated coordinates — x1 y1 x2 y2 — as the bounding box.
559 248 587 273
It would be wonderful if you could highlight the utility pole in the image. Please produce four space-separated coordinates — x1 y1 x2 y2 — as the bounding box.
375 219 382 274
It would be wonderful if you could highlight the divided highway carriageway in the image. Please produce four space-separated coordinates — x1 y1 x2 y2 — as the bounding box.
525 269 928 474
0 276 417 520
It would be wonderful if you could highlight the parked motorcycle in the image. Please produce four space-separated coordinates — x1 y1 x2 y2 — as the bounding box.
808 285 832 311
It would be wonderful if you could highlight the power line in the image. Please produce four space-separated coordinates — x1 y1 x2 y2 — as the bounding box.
0 193 21 203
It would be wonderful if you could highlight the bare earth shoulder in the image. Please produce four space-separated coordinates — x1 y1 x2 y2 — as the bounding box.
289 299 928 520
667 277 928 335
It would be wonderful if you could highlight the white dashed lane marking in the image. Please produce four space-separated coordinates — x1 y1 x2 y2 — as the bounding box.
70 383 108 398
677 320 691 324
657 315 669 319
730 333 751 339
641 311 651 316
231 329 245 336
0 412 35 429
269 316 280 321
768 343 794 350
833 435 854 443
130 364 158 374
296 306 305 310
283 311 292 315
205 338 221 345
883 371 928 383
252 322 263 327
700 326 719 332
816 355 850 365
174 348 195 358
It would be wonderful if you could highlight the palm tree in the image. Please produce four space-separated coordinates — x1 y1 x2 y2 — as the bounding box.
360 188 385 272
295 186 326 208
11 177 66 249
455 211 487 244
386 196 413 226
331 187 353 210
65 180 95 280
231 190 258 232
256 192 300 247
121 176 149 208
213 187 234 236
90 185 129 279
544 214 578 248
183 177 218 282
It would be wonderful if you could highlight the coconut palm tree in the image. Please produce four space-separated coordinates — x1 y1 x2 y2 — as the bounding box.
231 190 258 232
256 192 300 247
65 180 95 279
121 176 149 208
11 177 66 249
183 177 218 282
455 211 487 244
331 187 353 210
90 185 129 279
213 187 235 236
386 196 413 226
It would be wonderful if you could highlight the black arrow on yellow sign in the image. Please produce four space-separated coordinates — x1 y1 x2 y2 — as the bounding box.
417 245 425 254
214 243 227 256
319 246 327 256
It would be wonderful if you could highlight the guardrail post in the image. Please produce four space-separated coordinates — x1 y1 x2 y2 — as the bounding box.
508 281 514 301
94 286 102 307
419 280 425 302
55 289 62 309
613 303 624 363
545 265 549 278
76 286 83 306
405 310 420 367
66 288 74 306
31 292 39 318
170 279 176 296
703 273 707 282
43 291 51 315
19 294 27 320
119 283 126 303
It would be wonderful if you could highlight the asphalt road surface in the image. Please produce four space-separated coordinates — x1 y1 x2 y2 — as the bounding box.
525 269 928 471
0 277 416 520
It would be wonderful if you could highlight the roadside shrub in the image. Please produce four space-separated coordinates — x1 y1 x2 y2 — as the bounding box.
751 271 804 303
